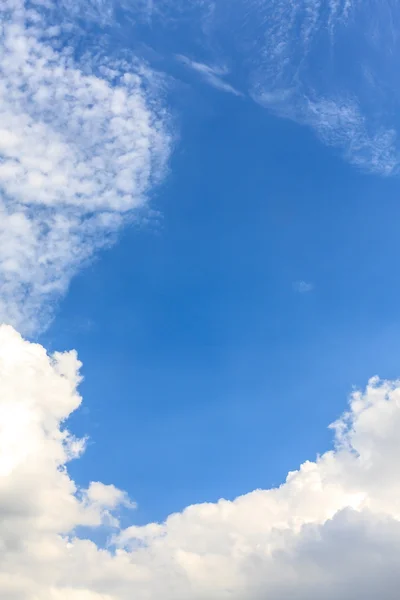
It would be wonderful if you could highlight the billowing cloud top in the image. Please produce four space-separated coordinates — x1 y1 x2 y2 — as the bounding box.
1 323 400 599
0 0 171 335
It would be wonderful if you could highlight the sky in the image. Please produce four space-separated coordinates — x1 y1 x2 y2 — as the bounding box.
2 0 400 598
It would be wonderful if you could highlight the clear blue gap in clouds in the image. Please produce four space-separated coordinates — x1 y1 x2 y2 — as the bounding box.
42 78 400 525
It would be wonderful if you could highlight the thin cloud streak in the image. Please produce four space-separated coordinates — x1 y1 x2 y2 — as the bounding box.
177 54 243 96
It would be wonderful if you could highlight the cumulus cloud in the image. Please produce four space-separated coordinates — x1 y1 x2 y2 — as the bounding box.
0 324 137 597
0 0 171 335
2 323 400 598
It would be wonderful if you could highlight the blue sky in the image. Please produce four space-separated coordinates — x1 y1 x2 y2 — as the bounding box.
42 47 400 523
3 1 400 597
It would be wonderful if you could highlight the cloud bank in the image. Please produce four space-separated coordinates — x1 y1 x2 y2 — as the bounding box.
2 323 400 598
0 0 171 335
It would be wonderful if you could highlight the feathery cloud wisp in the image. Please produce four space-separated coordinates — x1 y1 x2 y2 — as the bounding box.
104 0 400 176
177 55 242 96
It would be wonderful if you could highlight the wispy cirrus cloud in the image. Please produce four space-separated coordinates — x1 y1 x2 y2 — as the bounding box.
97 0 400 176
219 0 400 175
177 54 243 96
0 0 171 335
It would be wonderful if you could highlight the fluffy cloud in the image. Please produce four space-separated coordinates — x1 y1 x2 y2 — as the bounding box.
2 323 400 599
0 0 171 335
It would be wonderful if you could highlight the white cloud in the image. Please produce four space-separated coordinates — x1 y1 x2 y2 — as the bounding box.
293 280 314 293
2 324 400 598
177 55 242 96
2 2 400 597
0 0 171 335
108 0 400 175
241 0 400 175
